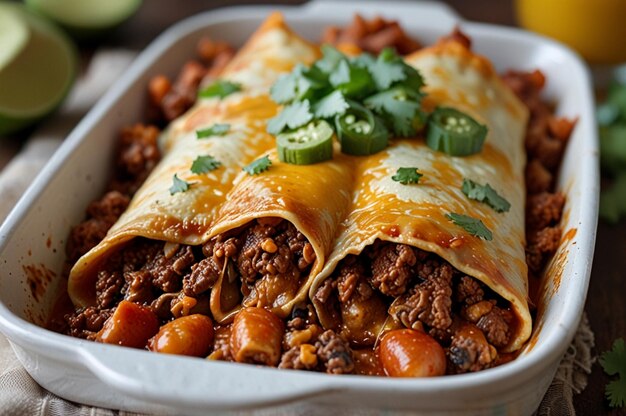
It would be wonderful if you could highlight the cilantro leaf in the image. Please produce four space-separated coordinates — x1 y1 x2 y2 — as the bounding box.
243 155 271 175
313 90 349 118
391 167 423 185
462 179 511 213
446 213 493 240
270 64 327 104
368 47 407 90
169 174 191 195
196 123 230 139
607 378 626 408
198 80 241 99
315 45 346 74
601 338 626 407
365 87 421 137
329 59 374 98
190 155 221 174
267 100 313 135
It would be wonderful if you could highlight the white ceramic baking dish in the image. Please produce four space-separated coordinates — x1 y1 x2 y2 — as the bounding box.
0 1 598 415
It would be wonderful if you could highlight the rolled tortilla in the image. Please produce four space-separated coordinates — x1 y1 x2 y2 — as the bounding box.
207 147 355 323
310 38 531 352
68 13 320 308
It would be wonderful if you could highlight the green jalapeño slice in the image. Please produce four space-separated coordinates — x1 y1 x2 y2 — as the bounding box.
426 107 488 156
335 101 389 156
277 119 334 165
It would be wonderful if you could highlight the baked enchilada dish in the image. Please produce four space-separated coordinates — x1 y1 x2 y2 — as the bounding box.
53 13 574 376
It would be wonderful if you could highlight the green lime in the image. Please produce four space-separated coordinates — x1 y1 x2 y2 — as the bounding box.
0 3 76 136
25 0 142 39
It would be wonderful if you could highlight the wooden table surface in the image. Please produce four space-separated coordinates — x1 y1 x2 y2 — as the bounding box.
4 1 624 414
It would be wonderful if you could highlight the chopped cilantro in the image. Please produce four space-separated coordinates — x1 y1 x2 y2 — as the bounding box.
267 45 427 160
446 213 493 241
190 155 221 174
315 45 345 73
243 155 271 175
600 338 626 408
270 64 326 104
313 90 349 119
368 47 407 90
329 59 374 98
196 123 230 139
365 87 422 137
169 174 191 195
267 100 313 135
198 80 241 99
462 179 511 213
391 167 423 185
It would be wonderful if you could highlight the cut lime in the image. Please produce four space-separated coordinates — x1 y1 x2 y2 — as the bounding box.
0 6 29 72
25 0 142 38
0 4 76 136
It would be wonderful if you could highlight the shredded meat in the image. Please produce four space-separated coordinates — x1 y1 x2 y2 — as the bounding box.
369 244 423 297
65 307 112 340
322 14 421 55
279 345 319 370
315 330 354 374
389 258 454 331
526 159 553 195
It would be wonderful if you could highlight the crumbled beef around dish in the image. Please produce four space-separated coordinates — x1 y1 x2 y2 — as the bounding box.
502 70 576 276
109 124 161 195
389 257 454 331
322 14 421 55
448 322 496 373
148 37 235 124
440 26 472 49
66 191 130 264
315 329 355 374
65 306 112 340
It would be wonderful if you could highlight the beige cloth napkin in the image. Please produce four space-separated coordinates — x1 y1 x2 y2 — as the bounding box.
0 50 595 416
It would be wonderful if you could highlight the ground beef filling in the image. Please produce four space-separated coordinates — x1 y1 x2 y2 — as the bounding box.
65 219 316 342
317 241 515 374
184 219 316 309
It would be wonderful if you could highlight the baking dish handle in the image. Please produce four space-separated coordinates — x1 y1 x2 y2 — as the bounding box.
80 343 342 410
304 0 462 24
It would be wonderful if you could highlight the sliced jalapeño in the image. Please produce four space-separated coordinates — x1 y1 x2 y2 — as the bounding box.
426 107 488 156
276 120 334 165
335 101 389 156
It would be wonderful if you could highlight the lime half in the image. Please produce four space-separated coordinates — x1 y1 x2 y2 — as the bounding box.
26 0 142 38
0 4 76 136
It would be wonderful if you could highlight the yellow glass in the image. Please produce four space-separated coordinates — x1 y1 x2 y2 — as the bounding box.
516 0 626 64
